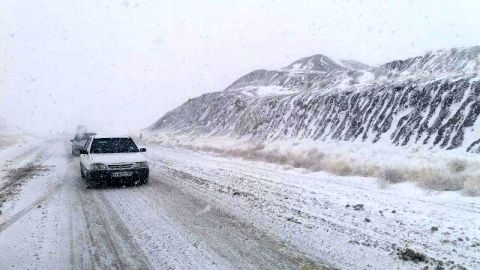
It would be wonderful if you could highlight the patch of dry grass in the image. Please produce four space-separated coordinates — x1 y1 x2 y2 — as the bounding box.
325 159 354 176
409 168 466 191
463 176 480 196
447 159 467 173
378 168 406 184
166 141 478 196
0 163 50 200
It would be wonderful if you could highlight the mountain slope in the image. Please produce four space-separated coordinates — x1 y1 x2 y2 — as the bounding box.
149 47 480 153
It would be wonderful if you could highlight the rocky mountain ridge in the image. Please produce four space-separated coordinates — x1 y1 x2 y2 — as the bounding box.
149 46 480 153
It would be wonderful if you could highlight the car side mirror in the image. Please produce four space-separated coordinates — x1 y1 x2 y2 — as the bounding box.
139 148 146 152
79 149 88 155
70 139 74 142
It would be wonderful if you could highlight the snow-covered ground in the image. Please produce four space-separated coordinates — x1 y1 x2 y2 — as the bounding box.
0 118 30 149
0 138 479 269
147 144 480 269
144 133 480 195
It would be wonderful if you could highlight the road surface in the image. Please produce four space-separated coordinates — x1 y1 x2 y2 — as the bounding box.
0 139 323 270
0 138 478 269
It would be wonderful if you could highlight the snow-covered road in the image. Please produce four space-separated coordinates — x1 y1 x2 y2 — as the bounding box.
0 139 322 270
0 138 479 269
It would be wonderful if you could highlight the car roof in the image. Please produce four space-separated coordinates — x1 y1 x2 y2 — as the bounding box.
75 132 96 136
92 134 132 139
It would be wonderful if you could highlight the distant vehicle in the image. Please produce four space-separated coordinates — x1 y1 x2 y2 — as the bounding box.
75 124 87 134
79 135 149 187
71 132 96 156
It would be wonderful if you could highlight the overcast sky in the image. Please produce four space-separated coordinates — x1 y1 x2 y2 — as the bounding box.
1 0 479 134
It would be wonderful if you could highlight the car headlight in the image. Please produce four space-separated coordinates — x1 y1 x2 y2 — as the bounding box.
134 161 148 168
91 163 107 170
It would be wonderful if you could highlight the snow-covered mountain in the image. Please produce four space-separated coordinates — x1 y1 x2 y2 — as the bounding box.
149 46 480 153
223 54 373 95
284 54 371 72
375 47 480 79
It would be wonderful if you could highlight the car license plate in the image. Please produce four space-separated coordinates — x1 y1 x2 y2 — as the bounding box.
112 171 133 177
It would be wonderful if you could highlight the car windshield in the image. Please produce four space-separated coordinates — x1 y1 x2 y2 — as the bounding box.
90 138 139 154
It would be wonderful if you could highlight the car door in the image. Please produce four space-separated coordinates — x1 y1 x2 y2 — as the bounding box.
80 137 92 170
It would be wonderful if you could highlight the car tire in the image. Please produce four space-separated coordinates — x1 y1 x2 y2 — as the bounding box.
134 177 148 186
80 165 85 179
84 171 96 188
86 179 97 189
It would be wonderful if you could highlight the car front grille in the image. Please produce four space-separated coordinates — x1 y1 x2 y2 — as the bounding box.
108 163 133 170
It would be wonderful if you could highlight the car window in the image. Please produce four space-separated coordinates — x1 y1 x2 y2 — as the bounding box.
90 138 139 154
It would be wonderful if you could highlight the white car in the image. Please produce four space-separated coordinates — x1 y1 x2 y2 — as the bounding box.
79 135 149 187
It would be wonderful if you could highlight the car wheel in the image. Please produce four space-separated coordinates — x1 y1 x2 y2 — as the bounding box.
84 171 97 188
86 178 97 189
80 166 85 179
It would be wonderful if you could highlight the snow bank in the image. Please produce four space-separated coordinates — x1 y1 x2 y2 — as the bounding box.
143 132 480 196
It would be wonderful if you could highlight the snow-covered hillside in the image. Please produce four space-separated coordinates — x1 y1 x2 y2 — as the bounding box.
375 46 480 79
150 46 480 154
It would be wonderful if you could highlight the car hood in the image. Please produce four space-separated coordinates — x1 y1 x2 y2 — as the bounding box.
90 152 147 165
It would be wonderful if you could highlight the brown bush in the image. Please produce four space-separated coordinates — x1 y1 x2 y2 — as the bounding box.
378 168 406 184
448 159 467 173
464 176 480 196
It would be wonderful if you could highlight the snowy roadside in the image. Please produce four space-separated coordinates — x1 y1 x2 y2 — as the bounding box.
147 145 480 270
0 138 67 229
142 133 480 196
0 137 52 207
0 136 43 169
0 139 72 270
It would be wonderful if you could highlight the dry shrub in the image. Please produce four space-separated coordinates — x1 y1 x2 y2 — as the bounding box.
358 164 381 177
326 160 354 176
276 155 290 165
378 168 406 184
287 149 324 170
412 168 466 191
252 143 266 151
463 176 480 196
448 159 467 173
200 145 219 152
